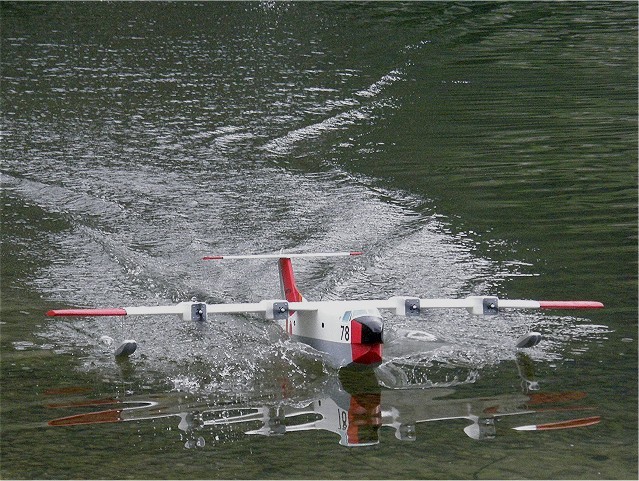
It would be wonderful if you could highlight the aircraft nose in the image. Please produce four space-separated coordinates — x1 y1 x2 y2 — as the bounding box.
353 316 383 345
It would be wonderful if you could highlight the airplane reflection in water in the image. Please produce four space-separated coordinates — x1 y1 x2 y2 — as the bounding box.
46 354 599 448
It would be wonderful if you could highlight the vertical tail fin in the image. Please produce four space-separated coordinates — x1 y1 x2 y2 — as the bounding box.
278 257 305 302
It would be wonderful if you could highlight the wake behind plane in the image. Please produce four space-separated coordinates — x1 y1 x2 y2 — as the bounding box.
47 252 603 367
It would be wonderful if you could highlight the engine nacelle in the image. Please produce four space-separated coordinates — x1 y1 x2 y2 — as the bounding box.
467 296 499 316
260 300 289 320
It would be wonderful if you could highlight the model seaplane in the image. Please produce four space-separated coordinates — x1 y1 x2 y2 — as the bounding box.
46 252 604 367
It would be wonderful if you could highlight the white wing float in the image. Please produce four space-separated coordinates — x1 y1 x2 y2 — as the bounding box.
46 252 603 367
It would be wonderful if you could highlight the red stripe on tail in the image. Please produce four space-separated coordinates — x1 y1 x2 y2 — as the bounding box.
278 258 304 302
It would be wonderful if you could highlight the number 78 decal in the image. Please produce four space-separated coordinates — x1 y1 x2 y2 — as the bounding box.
340 325 350 341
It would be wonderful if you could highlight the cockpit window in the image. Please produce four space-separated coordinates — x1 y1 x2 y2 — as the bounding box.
350 308 382 319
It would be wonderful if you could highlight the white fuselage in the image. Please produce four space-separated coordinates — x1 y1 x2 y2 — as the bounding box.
276 302 384 368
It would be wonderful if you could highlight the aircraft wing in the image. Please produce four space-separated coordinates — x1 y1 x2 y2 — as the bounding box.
47 296 603 321
290 297 602 316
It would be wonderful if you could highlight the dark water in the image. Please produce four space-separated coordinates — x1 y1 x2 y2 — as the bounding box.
1 2 636 479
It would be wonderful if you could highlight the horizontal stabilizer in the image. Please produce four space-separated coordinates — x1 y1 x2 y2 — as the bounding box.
203 251 363 260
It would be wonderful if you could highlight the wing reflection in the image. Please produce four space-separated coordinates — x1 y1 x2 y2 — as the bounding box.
46 354 599 447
